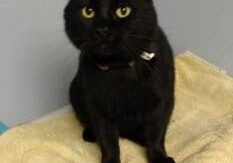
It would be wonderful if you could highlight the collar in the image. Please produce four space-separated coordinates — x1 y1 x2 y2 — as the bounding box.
97 52 156 72
98 61 135 71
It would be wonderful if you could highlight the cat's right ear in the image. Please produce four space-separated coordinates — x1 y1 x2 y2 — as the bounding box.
143 0 154 3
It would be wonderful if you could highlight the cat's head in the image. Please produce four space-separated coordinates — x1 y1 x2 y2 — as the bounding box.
64 0 158 62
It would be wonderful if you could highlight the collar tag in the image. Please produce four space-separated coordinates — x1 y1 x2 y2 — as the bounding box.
140 52 155 61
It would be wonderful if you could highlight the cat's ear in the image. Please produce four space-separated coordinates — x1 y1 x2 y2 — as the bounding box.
144 0 154 3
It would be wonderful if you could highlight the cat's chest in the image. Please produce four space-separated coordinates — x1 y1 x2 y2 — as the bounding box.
93 69 138 97
86 68 157 107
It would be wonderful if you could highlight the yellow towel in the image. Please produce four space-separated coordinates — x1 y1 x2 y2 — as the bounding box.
0 51 233 163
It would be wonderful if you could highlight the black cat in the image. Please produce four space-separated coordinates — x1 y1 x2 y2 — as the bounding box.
64 0 175 163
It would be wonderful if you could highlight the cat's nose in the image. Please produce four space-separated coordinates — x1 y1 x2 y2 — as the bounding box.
93 27 111 39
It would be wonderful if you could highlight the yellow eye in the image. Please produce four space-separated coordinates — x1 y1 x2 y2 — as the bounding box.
82 7 95 19
116 7 132 18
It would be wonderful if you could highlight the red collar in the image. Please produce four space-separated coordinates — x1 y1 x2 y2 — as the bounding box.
98 61 135 71
97 51 156 71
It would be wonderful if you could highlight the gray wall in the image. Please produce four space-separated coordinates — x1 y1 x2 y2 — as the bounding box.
0 0 232 126
0 0 78 126
156 0 233 75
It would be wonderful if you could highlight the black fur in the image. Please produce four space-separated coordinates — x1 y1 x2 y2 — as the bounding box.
64 0 175 162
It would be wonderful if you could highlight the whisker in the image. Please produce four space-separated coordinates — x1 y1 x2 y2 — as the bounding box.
119 43 135 60
126 35 154 42
128 42 144 55
124 43 139 56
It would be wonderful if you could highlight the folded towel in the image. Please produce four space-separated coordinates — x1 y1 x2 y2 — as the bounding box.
0 51 233 163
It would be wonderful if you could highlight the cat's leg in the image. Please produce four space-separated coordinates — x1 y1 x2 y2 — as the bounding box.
82 126 97 142
69 77 97 142
91 112 120 163
145 126 175 163
145 105 175 163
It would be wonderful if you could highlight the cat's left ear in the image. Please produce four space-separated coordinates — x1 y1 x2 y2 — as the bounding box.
144 0 154 3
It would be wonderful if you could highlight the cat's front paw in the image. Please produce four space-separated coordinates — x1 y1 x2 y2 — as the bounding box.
82 128 97 143
102 157 120 163
164 157 175 163
151 156 175 163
